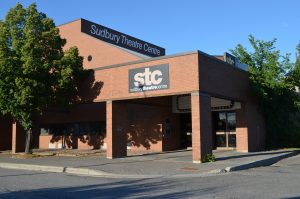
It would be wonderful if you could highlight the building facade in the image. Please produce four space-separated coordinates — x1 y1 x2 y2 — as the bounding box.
0 19 266 163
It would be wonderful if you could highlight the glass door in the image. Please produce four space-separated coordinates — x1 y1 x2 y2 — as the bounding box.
214 111 236 149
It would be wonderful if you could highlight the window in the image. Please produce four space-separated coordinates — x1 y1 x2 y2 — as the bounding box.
214 111 236 148
40 121 106 136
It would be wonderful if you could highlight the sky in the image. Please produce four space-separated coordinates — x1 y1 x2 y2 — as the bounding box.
0 0 299 60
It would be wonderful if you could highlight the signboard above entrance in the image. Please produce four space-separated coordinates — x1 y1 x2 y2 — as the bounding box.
128 64 169 93
81 19 165 57
224 52 248 71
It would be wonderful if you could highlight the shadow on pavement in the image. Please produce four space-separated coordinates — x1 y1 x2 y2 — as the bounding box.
0 172 50 178
0 178 223 199
216 150 299 161
127 149 191 157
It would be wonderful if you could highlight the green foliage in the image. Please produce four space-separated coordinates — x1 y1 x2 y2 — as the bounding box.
0 3 85 131
202 154 216 163
231 35 300 149
288 43 300 110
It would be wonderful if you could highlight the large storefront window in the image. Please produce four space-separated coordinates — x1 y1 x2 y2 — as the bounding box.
40 122 106 136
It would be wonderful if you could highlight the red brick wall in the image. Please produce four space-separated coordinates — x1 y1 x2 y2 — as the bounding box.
38 97 182 153
191 92 213 162
245 102 266 152
198 53 266 151
12 122 26 153
126 102 163 152
58 20 199 102
36 51 266 153
93 53 199 102
124 97 181 152
106 101 128 158
31 48 266 155
37 103 106 150
58 19 143 69
39 135 65 149
56 21 200 154
39 135 107 150
198 53 252 101
37 103 106 124
236 103 249 152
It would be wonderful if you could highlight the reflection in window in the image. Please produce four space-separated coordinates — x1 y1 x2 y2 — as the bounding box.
228 134 236 147
216 112 227 131
40 122 106 137
217 134 227 147
227 112 236 131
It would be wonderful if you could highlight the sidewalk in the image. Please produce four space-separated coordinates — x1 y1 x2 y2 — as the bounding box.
0 149 298 179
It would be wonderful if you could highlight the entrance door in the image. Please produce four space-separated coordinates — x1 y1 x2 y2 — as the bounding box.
213 111 236 149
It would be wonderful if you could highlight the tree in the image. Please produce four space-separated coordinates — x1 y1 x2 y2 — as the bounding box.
0 3 86 153
231 35 300 148
288 43 300 109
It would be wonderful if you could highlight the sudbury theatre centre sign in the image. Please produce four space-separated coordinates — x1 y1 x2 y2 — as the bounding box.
129 64 169 93
81 19 165 57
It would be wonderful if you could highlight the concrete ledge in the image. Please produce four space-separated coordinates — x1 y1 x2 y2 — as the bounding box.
65 167 162 179
65 167 109 177
0 150 298 179
0 163 64 173
0 162 161 179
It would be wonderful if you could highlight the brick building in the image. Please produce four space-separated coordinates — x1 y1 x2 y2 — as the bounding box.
0 19 266 163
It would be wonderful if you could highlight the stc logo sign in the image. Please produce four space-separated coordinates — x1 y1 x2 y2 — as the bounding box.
134 68 163 86
129 64 169 93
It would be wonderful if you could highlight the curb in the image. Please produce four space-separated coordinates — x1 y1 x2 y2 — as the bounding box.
0 150 298 179
168 151 300 178
224 151 299 172
0 163 64 173
64 167 162 179
0 163 162 179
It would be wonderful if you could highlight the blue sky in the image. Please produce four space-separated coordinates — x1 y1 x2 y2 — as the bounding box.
1 0 299 59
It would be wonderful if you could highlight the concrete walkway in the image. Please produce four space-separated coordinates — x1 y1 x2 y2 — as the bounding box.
0 149 298 179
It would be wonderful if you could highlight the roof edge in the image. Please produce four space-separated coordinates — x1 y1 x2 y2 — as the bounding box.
197 50 248 74
57 18 82 27
94 50 199 71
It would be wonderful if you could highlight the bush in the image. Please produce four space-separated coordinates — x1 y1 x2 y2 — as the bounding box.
202 154 216 163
